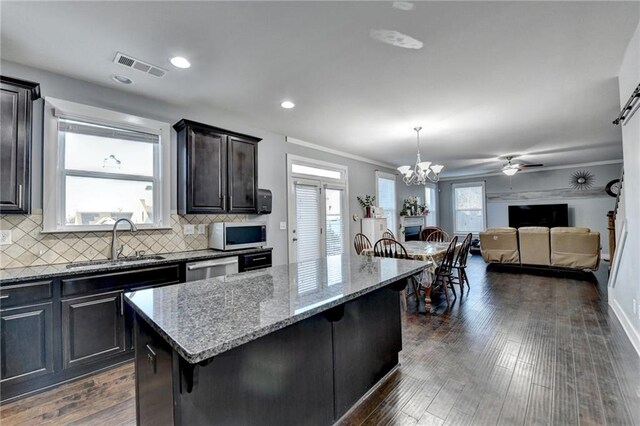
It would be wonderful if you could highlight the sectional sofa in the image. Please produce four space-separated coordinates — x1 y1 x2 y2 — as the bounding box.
479 226 601 271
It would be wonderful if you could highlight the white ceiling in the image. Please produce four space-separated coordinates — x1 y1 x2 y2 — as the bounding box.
1 1 638 176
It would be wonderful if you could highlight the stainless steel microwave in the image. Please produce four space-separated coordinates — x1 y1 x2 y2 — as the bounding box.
209 222 267 251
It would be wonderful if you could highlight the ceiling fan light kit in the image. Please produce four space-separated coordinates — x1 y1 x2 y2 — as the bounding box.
397 127 444 185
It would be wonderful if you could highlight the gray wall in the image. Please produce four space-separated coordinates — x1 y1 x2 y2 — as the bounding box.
438 163 622 254
0 60 397 266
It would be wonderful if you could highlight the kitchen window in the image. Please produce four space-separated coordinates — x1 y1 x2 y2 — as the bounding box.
43 98 171 232
452 182 486 235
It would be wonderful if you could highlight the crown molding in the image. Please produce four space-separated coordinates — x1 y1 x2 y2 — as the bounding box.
438 159 624 182
285 136 397 170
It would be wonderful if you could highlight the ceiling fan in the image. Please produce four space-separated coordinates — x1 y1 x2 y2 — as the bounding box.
501 156 544 176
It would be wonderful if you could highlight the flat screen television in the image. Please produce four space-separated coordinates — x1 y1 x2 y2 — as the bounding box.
508 204 569 229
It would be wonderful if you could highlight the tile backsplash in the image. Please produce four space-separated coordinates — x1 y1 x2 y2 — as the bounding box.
0 213 247 269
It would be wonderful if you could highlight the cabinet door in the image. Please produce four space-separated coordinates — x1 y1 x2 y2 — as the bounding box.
1 303 54 385
188 127 227 213
0 82 30 214
61 291 126 369
227 135 258 213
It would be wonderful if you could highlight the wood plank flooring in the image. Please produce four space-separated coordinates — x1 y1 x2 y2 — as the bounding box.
1 256 638 425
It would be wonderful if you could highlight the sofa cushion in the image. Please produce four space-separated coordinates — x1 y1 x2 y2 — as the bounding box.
519 227 550 266
479 228 520 264
550 228 600 269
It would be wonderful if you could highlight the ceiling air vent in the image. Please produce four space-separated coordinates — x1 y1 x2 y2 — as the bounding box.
113 52 167 78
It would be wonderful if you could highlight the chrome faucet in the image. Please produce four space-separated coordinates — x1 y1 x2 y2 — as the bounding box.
111 218 138 260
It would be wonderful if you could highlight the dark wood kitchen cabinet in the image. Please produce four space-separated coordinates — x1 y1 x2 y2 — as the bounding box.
61 291 126 369
0 302 54 386
0 76 40 214
175 119 260 214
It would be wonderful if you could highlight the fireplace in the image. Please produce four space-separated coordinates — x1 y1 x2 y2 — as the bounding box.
404 225 421 241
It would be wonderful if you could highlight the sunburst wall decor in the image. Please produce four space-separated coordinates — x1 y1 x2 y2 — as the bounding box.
569 170 595 190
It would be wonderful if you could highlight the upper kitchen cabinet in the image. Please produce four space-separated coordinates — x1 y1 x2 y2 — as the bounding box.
174 119 261 215
0 76 40 214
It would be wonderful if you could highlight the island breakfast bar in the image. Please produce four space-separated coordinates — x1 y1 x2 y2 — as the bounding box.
125 255 426 426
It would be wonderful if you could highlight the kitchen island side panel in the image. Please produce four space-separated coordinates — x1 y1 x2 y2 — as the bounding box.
332 285 402 419
174 312 335 426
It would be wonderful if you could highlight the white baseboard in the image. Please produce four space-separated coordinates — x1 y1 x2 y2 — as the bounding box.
610 298 640 357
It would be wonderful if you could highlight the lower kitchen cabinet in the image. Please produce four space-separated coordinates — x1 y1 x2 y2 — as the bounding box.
0 302 54 386
61 291 126 369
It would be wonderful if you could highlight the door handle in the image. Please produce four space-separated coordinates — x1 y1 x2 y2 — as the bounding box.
292 238 298 242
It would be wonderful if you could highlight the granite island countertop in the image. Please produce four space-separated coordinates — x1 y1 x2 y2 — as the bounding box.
125 254 426 364
0 247 272 284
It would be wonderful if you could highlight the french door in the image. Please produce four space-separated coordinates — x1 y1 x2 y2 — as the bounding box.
289 179 347 264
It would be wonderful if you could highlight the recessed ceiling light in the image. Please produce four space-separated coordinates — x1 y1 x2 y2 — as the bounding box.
170 56 191 69
281 101 295 109
392 1 415 11
111 75 133 85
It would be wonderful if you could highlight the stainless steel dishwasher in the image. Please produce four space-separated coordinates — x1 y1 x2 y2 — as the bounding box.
185 257 239 281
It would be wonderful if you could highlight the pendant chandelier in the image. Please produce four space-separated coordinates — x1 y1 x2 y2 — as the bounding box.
397 127 444 185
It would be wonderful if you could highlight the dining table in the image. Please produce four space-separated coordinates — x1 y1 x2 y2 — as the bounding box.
362 240 462 307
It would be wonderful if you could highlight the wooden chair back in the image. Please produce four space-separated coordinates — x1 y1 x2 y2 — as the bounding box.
426 230 450 242
373 238 410 259
382 230 395 240
454 233 473 268
420 226 444 241
438 236 459 274
354 233 372 255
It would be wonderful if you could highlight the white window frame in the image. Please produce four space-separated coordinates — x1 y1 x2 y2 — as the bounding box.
286 154 349 264
42 97 171 232
424 183 438 226
452 181 487 236
375 171 397 234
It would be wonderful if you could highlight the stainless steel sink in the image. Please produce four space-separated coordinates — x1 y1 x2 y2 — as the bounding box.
66 255 165 269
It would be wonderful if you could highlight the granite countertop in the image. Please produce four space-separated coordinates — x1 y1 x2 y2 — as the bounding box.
0 247 272 284
125 254 427 364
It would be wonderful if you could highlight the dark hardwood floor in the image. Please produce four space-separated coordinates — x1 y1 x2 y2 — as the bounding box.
1 256 638 425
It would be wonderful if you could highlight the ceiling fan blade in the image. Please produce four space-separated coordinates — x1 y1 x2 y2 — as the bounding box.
520 163 544 168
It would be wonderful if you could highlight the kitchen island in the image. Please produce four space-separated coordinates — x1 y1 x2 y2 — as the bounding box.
125 254 426 426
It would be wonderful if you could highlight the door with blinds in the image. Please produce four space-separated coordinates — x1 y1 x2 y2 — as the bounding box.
290 181 347 264
287 155 349 264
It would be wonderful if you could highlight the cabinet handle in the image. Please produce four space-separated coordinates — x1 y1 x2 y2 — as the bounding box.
120 293 125 316
229 195 233 209
0 295 9 300
18 185 23 209
251 256 267 261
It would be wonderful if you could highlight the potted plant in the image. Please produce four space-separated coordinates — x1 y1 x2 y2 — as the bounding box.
357 195 376 218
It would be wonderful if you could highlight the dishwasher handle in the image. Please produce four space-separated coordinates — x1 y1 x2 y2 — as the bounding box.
187 258 239 271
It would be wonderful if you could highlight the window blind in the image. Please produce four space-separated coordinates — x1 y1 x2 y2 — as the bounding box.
295 183 321 263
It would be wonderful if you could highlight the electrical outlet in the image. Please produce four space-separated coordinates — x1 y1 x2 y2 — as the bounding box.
0 230 11 245
183 224 195 235
197 224 206 234
280 221 287 230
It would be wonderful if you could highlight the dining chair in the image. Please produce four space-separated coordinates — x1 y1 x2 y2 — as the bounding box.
451 233 472 296
354 233 372 255
373 238 419 308
420 226 444 241
382 229 395 240
428 236 458 306
425 230 450 243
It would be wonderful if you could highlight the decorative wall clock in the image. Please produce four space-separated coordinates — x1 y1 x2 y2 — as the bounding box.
569 170 595 190
605 179 622 197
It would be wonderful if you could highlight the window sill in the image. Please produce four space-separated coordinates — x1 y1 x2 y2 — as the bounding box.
40 225 173 234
